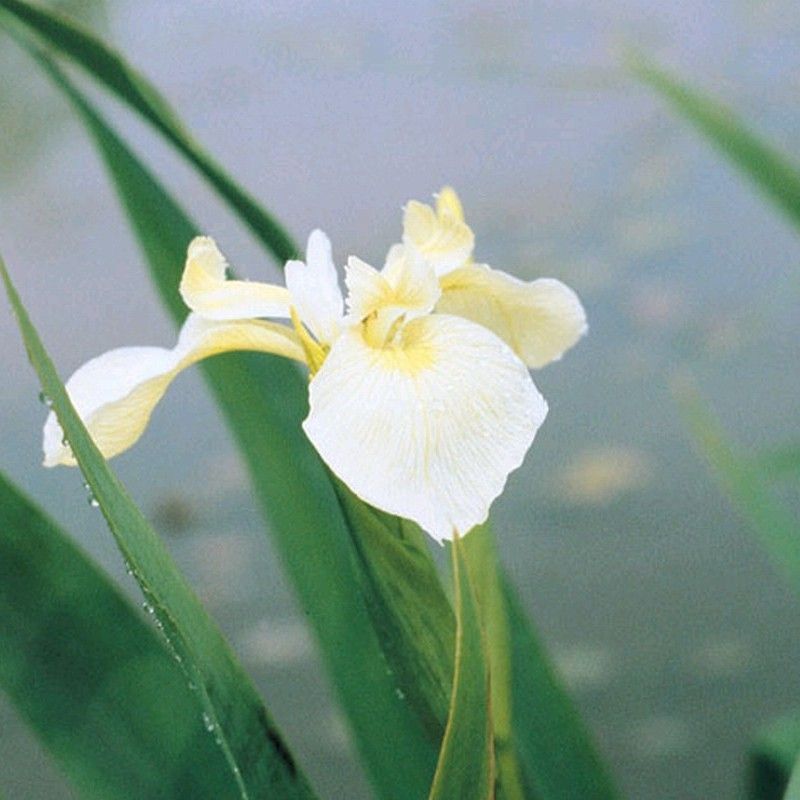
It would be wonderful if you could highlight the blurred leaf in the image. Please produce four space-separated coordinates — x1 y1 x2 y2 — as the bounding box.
429 534 494 800
0 256 317 800
675 381 800 595
750 712 800 800
755 444 800 480
16 44 438 799
0 0 297 262
786 757 800 800
630 54 800 233
0 470 238 800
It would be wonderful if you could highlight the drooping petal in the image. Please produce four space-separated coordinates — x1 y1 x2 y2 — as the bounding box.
402 196 474 276
284 229 344 345
179 236 291 321
303 314 547 542
43 315 305 467
437 264 587 368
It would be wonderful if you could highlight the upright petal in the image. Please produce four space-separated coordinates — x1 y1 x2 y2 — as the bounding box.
437 264 587 368
43 315 304 467
285 230 344 345
303 314 547 542
180 236 291 320
402 195 474 276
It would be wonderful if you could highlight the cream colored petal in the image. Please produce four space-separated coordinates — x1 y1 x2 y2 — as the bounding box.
344 256 391 321
435 186 465 222
402 199 474 276
179 236 291 321
43 314 304 467
284 229 344 345
303 314 547 542
437 264 587 368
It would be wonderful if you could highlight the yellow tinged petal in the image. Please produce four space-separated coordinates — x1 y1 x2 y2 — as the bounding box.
438 264 587 368
435 186 465 223
180 236 291 321
303 314 547 542
43 315 305 467
403 199 474 276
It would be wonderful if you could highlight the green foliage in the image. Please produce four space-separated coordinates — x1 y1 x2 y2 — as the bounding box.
675 382 800 596
750 713 800 800
0 255 317 800
630 54 800 233
0 0 297 261
428 534 494 800
0 471 238 800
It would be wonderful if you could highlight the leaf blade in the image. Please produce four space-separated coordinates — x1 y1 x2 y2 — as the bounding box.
428 533 494 800
0 0 297 262
0 256 317 800
630 54 800 233
675 381 800 595
0 470 238 800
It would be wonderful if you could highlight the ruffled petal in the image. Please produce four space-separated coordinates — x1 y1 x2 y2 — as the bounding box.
44 314 304 467
437 264 587 368
179 236 291 321
402 195 474 276
285 229 344 345
303 314 547 542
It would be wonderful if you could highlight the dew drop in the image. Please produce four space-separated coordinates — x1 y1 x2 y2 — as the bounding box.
394 687 406 700
202 712 215 732
82 481 100 508
142 602 154 615
38 391 53 408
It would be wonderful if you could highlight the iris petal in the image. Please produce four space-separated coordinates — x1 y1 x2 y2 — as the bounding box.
303 314 547 542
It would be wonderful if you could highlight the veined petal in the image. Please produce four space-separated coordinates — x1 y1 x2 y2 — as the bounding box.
285 229 344 345
437 264 587 368
43 314 304 467
179 236 291 320
303 314 547 543
402 193 474 276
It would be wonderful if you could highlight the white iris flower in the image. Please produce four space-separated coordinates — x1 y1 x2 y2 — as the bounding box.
43 188 586 543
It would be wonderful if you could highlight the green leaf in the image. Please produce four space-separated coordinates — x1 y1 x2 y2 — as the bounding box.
0 0 297 262
750 712 800 800
0 256 316 800
785 757 800 800
755 444 800 481
15 43 437 800
629 54 800 233
429 533 494 800
332 481 454 740
0 470 238 800
675 381 800 596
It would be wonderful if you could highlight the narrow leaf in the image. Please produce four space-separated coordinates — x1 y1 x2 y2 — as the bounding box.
429 533 494 800
755 444 800 480
16 44 437 800
630 54 800 233
0 0 297 261
785 757 800 800
750 712 800 800
0 470 238 800
675 380 800 595
0 255 316 800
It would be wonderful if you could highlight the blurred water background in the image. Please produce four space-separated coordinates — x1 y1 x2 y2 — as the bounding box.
1 1 799 798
